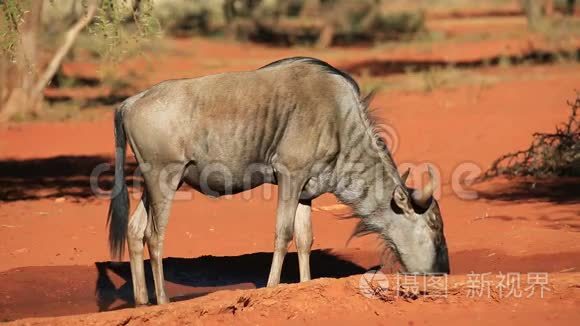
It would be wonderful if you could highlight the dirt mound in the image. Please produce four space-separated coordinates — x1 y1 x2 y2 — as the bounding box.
6 273 580 325
2 247 579 321
0 249 369 320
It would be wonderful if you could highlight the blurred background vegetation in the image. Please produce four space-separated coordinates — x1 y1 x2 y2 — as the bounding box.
1 0 579 122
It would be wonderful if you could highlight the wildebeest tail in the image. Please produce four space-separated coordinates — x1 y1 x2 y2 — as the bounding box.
107 105 130 260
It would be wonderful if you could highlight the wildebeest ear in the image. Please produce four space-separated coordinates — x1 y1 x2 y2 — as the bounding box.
393 185 413 215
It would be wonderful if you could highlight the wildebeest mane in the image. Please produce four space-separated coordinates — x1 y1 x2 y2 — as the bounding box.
259 56 361 95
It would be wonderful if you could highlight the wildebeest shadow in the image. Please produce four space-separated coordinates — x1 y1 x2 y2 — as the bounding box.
476 178 580 204
0 155 139 202
95 250 366 311
3 249 579 321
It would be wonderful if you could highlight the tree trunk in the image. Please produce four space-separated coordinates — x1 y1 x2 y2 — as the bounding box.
567 0 576 15
316 24 334 48
300 0 321 18
523 0 543 31
0 0 43 121
31 0 97 101
544 0 554 16
0 0 97 122
358 0 381 32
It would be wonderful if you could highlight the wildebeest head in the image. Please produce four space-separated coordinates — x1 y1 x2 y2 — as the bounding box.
387 166 449 274
355 166 450 274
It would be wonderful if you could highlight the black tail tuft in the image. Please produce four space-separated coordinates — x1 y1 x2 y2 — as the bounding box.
107 107 129 261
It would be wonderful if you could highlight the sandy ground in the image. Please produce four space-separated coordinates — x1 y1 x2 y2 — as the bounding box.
6 274 580 325
1 14 579 324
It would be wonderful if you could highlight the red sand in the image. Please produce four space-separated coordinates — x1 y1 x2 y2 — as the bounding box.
1 32 579 324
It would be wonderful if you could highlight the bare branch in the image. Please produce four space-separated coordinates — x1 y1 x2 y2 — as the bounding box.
31 0 98 98
482 93 579 179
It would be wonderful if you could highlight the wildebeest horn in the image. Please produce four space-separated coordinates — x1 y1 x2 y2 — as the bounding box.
400 168 411 184
412 166 436 208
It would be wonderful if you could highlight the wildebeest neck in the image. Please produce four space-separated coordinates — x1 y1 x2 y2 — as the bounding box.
332 103 401 219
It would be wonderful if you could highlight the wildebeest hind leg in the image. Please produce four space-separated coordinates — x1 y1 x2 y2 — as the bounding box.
127 193 149 305
143 163 184 305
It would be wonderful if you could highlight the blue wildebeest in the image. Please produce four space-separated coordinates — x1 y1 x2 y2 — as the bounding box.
108 57 450 306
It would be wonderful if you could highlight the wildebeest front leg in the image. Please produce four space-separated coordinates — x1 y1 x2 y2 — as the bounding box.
294 200 312 282
266 172 304 287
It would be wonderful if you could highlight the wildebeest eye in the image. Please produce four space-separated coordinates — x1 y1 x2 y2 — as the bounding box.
375 138 387 151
